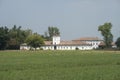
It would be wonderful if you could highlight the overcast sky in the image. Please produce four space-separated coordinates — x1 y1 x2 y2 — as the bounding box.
0 0 120 40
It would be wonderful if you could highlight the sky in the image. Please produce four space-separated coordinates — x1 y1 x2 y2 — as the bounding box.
0 0 120 41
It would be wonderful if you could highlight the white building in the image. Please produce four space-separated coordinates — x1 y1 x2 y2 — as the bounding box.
20 43 30 50
41 36 103 50
20 36 103 50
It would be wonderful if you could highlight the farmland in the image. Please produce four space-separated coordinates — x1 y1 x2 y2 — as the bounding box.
0 50 120 80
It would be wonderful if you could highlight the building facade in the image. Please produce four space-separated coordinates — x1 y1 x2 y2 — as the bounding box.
20 36 103 50
41 36 102 50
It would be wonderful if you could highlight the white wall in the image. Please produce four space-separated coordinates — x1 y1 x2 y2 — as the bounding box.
41 46 54 50
20 45 30 50
85 41 101 49
52 36 60 45
42 45 93 50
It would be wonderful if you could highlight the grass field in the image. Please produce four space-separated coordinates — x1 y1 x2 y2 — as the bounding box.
0 50 120 80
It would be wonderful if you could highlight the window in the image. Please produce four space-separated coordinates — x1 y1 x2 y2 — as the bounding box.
66 46 68 49
96 43 98 45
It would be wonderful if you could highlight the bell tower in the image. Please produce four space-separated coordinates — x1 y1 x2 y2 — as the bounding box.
52 36 60 45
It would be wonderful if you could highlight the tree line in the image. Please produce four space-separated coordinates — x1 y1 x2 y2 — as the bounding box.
0 25 60 50
0 23 120 50
0 25 32 50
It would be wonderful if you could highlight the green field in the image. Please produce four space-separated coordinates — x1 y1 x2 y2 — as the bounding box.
0 50 120 80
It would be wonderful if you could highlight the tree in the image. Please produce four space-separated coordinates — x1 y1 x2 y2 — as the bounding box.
115 37 120 49
98 22 113 48
42 31 49 41
26 33 44 50
0 27 9 50
8 25 32 49
8 25 21 49
0 25 33 50
44 26 60 40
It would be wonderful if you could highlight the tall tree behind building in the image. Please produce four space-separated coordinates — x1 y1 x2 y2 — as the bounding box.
98 22 113 48
44 26 60 41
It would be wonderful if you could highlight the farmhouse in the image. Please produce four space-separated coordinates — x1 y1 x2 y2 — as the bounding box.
41 36 102 50
20 36 103 50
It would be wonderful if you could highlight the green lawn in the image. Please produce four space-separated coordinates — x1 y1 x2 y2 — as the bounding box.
0 50 120 80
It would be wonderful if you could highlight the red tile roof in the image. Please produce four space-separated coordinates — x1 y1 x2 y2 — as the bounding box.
73 37 102 41
44 41 52 45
